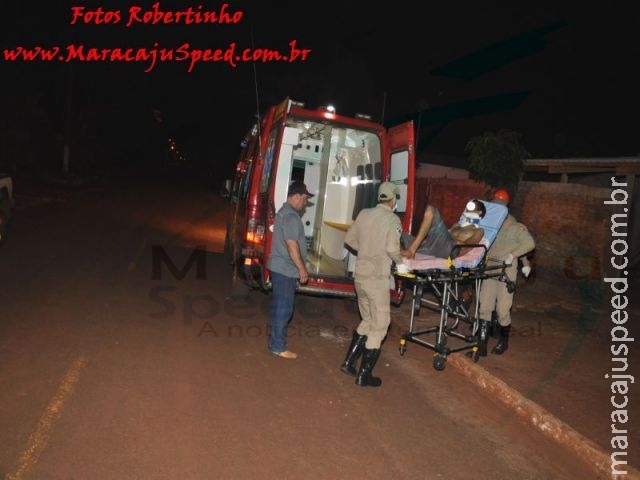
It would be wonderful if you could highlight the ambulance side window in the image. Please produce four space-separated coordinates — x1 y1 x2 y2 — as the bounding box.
239 135 259 201
241 162 253 201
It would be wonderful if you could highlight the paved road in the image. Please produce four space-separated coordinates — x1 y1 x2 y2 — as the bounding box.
0 176 597 479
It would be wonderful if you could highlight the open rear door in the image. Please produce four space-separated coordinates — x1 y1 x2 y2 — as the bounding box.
387 121 416 233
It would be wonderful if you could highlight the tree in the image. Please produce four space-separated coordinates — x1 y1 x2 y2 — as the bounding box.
464 129 530 189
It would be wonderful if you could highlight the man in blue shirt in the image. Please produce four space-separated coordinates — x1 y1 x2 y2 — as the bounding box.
266 181 314 359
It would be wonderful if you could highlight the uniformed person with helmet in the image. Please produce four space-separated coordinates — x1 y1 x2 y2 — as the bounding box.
478 188 535 356
340 182 407 387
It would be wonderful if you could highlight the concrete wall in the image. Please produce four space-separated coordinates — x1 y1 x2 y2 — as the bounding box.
513 181 612 283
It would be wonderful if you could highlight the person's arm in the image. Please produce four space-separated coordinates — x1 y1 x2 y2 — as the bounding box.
285 239 309 284
402 205 434 257
345 218 359 252
450 224 484 244
387 221 405 266
510 224 535 259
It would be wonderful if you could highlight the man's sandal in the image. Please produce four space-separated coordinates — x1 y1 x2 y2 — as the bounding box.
271 350 298 359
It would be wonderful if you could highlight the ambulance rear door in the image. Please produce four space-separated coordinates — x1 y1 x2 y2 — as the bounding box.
386 121 416 233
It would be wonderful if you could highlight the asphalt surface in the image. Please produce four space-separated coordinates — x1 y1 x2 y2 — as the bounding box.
389 240 640 479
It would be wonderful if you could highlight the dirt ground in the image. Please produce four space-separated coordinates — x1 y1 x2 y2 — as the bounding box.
388 267 640 475
5 173 640 478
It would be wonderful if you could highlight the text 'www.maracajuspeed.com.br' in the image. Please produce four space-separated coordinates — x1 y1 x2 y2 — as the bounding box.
2 40 311 72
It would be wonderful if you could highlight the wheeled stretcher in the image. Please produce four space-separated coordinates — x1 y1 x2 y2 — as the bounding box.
396 200 513 371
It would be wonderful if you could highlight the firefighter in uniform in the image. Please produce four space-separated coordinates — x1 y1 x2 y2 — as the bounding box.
341 182 407 387
478 189 535 356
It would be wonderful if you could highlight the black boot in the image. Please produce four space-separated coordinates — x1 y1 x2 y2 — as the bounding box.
340 331 367 377
477 320 489 357
491 325 511 355
355 348 382 387
489 311 499 338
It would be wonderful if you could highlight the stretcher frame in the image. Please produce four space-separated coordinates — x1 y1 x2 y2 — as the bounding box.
396 200 513 370
397 253 514 370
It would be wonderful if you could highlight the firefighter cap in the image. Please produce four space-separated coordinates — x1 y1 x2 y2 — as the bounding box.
378 182 399 201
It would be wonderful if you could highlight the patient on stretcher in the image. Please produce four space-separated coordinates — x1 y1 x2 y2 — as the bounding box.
401 199 486 259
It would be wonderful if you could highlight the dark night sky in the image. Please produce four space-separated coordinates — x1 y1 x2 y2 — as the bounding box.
1 1 638 178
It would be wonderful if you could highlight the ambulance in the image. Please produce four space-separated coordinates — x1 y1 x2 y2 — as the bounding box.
225 98 416 303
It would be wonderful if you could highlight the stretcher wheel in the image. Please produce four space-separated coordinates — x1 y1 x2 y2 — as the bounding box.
433 354 446 371
471 347 480 363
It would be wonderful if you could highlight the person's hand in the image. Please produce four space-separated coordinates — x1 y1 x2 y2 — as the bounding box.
298 268 309 284
401 248 415 259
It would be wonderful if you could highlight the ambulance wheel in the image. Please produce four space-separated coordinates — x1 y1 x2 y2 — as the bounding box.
433 354 446 371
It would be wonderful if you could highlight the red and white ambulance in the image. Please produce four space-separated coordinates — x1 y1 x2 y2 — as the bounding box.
225 98 416 303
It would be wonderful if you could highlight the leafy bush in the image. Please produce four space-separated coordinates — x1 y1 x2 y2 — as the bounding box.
464 129 530 188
